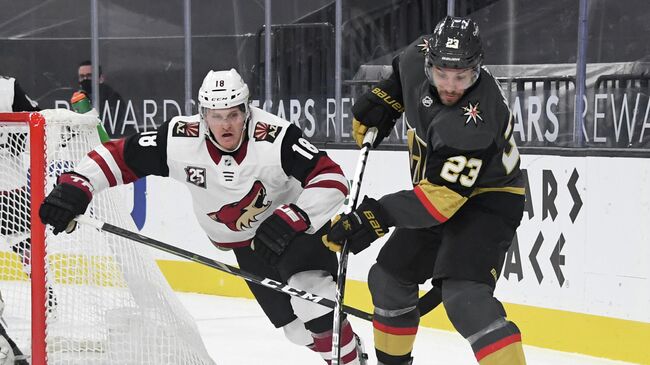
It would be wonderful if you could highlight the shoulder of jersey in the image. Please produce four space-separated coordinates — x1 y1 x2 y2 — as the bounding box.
433 75 506 151
477 67 506 99
247 105 292 144
402 34 431 61
168 114 202 139
0 76 14 90
397 34 432 82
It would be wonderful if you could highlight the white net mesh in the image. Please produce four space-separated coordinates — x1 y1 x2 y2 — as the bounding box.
0 109 215 365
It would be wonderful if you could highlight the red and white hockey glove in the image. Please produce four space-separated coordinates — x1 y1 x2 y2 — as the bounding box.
253 204 310 265
39 173 93 234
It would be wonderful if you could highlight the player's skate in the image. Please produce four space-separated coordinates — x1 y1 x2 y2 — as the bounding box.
354 334 368 365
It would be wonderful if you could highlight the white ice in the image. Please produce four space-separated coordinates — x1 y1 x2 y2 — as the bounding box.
177 292 636 365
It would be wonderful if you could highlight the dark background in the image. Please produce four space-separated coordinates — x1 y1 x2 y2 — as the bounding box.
1 0 648 148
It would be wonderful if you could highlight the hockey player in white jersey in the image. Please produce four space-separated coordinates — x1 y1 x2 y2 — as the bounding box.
0 75 42 365
39 68 366 364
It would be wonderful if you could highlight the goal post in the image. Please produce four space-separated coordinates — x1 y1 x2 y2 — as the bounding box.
0 109 215 365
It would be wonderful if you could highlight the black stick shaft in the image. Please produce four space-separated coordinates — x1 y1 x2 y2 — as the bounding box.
331 127 377 365
75 215 373 321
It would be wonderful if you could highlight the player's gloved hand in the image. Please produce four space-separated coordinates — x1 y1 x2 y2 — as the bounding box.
253 204 310 265
351 79 404 148
326 197 390 254
39 173 93 235
321 215 343 253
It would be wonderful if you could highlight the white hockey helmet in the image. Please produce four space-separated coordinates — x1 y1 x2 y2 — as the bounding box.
198 69 251 152
198 68 250 118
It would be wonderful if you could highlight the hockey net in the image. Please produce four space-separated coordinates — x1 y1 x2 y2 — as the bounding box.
0 109 215 364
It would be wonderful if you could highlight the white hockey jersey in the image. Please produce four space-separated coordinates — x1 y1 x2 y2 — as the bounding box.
0 76 17 112
0 75 40 191
74 106 349 248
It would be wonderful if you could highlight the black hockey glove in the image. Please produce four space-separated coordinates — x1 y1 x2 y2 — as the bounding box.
39 173 93 235
351 78 404 148
326 197 390 254
253 204 310 265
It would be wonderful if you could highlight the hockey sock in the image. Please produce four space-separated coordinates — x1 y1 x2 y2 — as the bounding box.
470 319 526 365
310 319 361 364
372 312 418 365
368 264 419 364
441 279 526 364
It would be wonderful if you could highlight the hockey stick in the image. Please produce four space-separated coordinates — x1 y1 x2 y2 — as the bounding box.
417 287 442 316
74 214 373 321
331 127 378 365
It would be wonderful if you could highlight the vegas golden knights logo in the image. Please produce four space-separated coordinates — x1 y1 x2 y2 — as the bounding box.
207 180 271 231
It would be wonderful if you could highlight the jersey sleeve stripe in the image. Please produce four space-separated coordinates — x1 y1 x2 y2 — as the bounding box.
303 156 346 186
88 149 117 187
304 180 349 196
96 144 125 184
306 172 347 185
103 139 139 184
305 173 349 195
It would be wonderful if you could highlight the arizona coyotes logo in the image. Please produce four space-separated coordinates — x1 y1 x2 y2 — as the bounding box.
207 180 271 231
172 121 200 137
254 122 282 143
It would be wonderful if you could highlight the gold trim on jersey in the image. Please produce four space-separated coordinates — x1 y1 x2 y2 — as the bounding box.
407 129 428 185
471 186 526 197
415 179 468 221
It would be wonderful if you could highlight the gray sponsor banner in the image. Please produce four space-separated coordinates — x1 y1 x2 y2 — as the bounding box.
52 80 650 150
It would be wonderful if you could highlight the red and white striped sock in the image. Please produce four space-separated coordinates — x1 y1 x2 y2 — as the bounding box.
310 319 361 364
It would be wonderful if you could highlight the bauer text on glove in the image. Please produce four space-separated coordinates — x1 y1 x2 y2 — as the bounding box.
326 197 390 254
351 79 404 147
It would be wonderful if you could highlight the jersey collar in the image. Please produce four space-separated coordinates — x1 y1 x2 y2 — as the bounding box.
205 135 249 165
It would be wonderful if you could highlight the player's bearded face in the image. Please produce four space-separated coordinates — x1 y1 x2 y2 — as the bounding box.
204 106 246 150
431 66 476 106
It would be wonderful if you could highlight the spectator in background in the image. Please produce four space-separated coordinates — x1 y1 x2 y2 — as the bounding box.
76 60 124 135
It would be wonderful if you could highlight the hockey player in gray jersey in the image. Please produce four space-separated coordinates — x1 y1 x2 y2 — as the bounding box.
325 16 527 365
39 69 366 364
